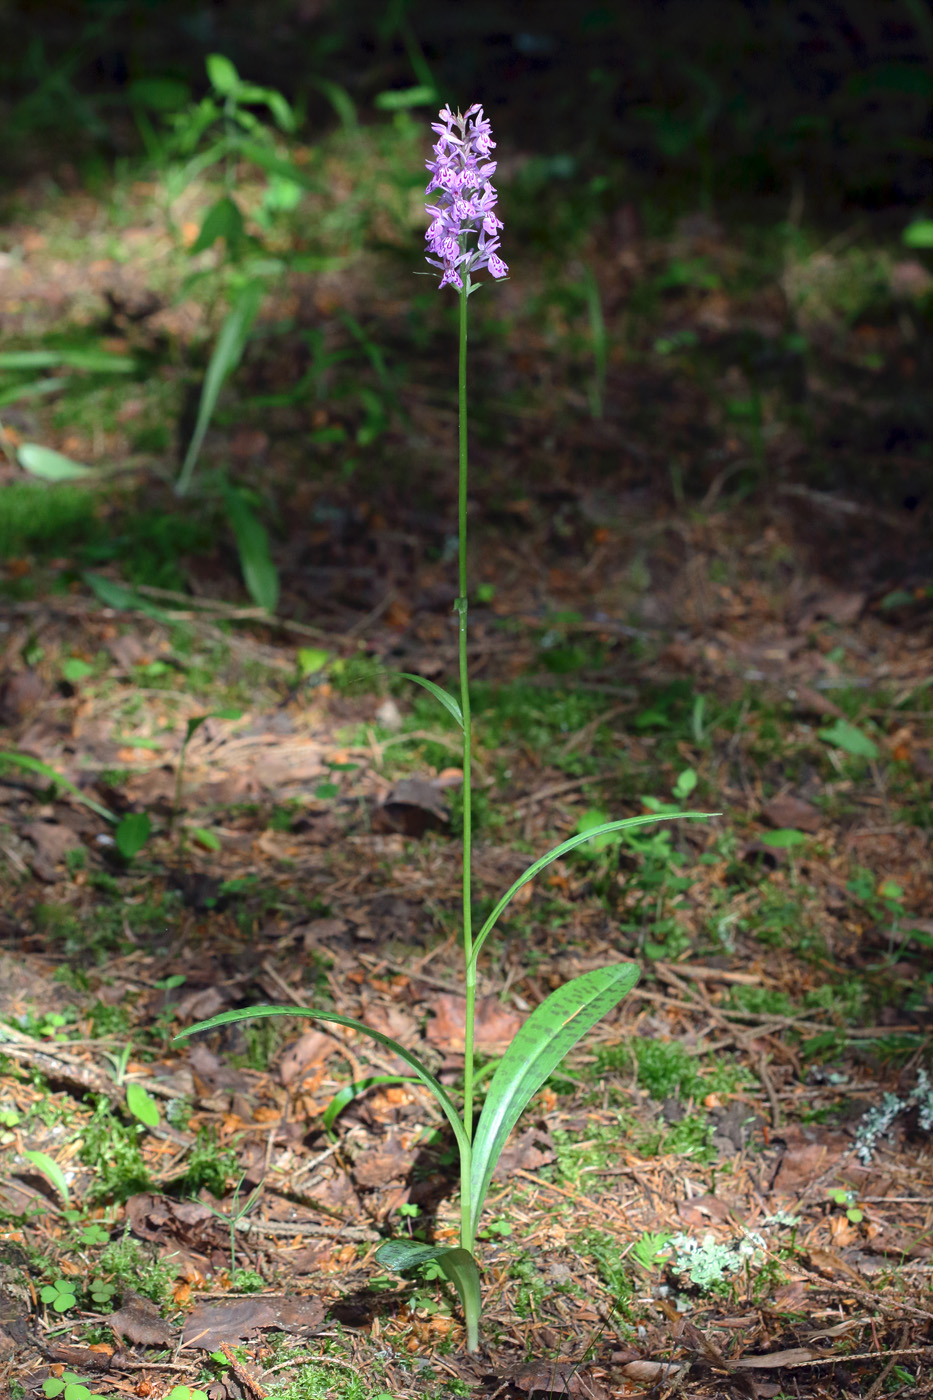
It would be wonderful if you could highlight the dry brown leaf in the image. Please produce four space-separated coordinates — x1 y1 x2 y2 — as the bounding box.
731 1348 830 1369
620 1361 685 1383
108 1294 176 1349
493 1123 556 1180
279 1029 343 1088
762 793 822 832
373 775 450 836
512 1363 608 1399
182 1294 324 1351
426 992 522 1053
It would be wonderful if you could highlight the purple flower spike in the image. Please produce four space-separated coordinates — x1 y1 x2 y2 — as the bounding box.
425 104 507 290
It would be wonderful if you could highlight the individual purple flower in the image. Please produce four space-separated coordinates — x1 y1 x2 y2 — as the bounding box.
425 104 507 290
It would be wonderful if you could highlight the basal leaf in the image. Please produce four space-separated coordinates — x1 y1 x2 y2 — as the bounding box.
468 964 639 1242
818 719 879 759
376 1242 481 1348
175 1006 469 1157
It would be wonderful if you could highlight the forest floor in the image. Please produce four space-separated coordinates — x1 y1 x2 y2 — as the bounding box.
1 92 932 1400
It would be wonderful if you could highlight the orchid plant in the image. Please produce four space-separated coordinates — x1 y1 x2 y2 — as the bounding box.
176 103 712 1352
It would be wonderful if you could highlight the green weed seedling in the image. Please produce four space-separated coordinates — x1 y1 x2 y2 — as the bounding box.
40 1277 78 1313
631 1231 673 1271
828 1188 863 1224
43 1374 110 1400
177 104 716 1352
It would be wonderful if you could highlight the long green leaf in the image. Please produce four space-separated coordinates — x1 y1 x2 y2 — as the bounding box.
224 487 279 612
175 1005 470 1158
399 673 463 728
0 350 136 372
18 443 93 480
468 964 639 1242
175 279 265 497
470 812 715 968
0 751 114 823
83 572 174 621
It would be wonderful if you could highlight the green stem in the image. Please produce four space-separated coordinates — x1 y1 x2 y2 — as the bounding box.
457 278 475 1256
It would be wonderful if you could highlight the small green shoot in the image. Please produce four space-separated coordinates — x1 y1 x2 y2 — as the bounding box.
40 1278 78 1313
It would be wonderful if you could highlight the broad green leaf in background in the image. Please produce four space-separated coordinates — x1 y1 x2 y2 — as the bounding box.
18 444 93 480
297 648 331 676
175 278 265 497
206 53 240 95
761 828 809 848
224 486 279 612
400 673 464 728
192 828 222 850
818 719 879 759
673 767 698 800
0 752 114 823
903 219 933 248
127 75 192 111
190 195 246 255
175 1005 471 1159
468 963 639 1242
314 78 358 129
22 1149 71 1206
374 85 438 111
183 708 243 746
574 807 622 854
61 657 94 682
115 812 151 860
125 1082 160 1128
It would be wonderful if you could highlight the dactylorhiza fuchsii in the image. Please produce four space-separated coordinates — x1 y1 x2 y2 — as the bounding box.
425 104 508 290
173 96 714 1356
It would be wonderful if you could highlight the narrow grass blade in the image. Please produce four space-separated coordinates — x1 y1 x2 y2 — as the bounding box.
398 674 463 728
470 812 715 968
468 964 639 1241
22 1149 70 1207
175 1006 470 1157
0 751 114 823
175 279 265 497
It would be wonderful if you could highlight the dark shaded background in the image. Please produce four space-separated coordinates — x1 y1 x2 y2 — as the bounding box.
2 0 931 216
